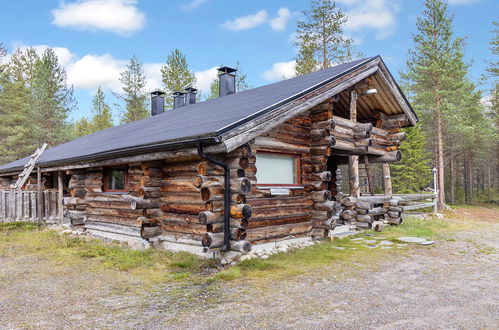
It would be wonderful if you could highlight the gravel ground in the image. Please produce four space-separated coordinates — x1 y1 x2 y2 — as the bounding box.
0 212 497 329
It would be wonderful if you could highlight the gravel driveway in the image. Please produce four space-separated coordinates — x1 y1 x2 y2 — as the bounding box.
0 214 497 329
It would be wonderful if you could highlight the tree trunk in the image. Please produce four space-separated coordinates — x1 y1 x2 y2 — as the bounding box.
435 108 446 209
382 163 392 196
450 155 455 204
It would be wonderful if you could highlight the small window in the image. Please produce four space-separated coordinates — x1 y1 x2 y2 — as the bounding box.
256 152 300 187
103 169 128 193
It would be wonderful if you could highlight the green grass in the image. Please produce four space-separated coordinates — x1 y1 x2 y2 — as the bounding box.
0 222 218 284
211 215 469 281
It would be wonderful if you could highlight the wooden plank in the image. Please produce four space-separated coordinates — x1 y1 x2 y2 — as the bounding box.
0 190 5 221
37 167 43 224
58 171 64 225
30 191 36 220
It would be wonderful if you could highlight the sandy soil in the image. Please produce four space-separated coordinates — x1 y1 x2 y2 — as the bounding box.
0 209 497 329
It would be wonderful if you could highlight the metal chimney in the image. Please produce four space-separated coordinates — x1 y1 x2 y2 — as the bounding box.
184 87 197 105
173 92 185 109
217 66 237 97
150 90 165 116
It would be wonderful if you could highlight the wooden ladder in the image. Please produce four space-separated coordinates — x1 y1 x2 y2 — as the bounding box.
10 143 48 190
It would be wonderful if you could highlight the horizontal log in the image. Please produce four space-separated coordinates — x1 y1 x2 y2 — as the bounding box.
161 213 200 223
201 230 247 247
246 222 311 242
161 220 209 235
372 221 385 232
85 207 144 218
138 187 161 198
85 215 140 227
356 214 374 223
367 151 401 163
85 220 141 237
229 240 252 253
247 214 311 229
141 226 162 239
251 206 311 220
160 193 205 204
311 190 332 203
139 176 163 187
161 203 205 215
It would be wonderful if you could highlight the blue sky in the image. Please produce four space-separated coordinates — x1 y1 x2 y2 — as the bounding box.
0 0 497 122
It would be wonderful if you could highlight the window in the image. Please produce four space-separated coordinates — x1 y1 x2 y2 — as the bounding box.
103 169 128 193
256 152 301 187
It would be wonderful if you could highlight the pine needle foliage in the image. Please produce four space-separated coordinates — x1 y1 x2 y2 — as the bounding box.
117 55 149 123
161 49 196 109
294 0 354 76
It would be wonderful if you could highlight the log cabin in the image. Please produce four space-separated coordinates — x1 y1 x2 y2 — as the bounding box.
0 56 417 256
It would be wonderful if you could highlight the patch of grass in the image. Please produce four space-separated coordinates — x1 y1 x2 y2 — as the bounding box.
211 215 470 281
0 221 39 232
0 224 218 284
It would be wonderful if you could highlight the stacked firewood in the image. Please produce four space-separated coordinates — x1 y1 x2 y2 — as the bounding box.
338 196 404 230
385 199 403 225
309 102 340 237
199 145 253 253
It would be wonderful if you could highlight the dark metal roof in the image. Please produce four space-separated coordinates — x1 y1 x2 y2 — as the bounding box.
0 56 413 173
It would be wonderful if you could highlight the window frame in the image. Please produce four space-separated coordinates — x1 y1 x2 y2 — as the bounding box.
103 168 129 193
255 150 302 188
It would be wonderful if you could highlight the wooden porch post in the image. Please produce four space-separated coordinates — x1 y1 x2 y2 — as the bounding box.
382 163 392 196
58 171 64 225
37 167 43 225
348 89 360 197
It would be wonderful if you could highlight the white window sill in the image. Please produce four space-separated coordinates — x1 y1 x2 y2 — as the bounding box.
256 186 304 190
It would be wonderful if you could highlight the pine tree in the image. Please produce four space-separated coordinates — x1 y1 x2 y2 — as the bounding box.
31 48 76 147
294 0 354 72
90 86 113 131
73 86 113 137
117 55 148 123
206 62 251 100
401 0 468 209
391 126 432 193
295 40 319 76
161 49 196 109
74 117 93 138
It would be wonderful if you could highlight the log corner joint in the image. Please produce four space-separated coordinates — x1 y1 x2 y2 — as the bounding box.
197 143 231 252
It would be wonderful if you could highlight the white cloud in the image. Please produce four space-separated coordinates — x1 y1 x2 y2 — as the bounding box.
448 0 480 4
338 0 399 40
16 44 75 67
143 63 163 92
194 67 218 92
182 0 208 10
221 10 268 31
52 0 146 36
262 60 296 81
270 7 292 31
67 54 126 91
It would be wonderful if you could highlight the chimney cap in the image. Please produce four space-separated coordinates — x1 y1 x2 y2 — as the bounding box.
184 87 198 92
151 90 165 97
172 91 185 96
217 66 237 74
